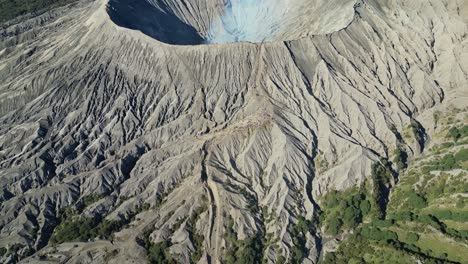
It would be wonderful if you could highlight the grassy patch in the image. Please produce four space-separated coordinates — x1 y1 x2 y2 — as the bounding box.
416 233 468 263
442 219 468 231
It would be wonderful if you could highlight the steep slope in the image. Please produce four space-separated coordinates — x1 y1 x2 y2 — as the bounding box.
0 0 466 263
321 107 468 263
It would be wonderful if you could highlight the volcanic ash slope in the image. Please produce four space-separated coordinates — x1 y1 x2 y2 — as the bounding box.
0 0 467 263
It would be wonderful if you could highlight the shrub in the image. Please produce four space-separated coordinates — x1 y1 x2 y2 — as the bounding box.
410 122 426 148
187 202 207 264
461 125 468 138
223 216 264 264
370 219 394 228
394 148 408 170
438 155 457 170
448 127 461 140
361 227 398 242
343 207 361 229
416 214 439 226
51 217 99 244
324 191 340 208
447 125 468 141
424 154 460 171
290 217 312 264
322 253 337 263
370 161 393 218
147 241 175 264
327 218 343 236
359 200 371 215
389 211 413 221
97 220 126 239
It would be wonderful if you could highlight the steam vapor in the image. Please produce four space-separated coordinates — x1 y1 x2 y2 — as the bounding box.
207 0 292 43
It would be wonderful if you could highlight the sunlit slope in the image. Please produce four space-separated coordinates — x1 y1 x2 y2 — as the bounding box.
0 0 466 263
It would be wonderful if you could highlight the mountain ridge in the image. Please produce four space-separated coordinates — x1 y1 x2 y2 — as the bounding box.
0 0 466 263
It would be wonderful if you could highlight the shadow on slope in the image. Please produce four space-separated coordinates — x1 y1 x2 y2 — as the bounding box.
107 0 204 45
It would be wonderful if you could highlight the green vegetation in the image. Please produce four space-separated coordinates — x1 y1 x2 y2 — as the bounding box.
143 239 176 264
51 195 151 244
315 153 330 172
0 0 76 23
142 200 207 264
50 214 131 244
409 122 426 149
188 226 204 264
370 160 394 219
51 216 98 243
81 194 102 207
406 232 419 244
319 162 396 237
422 148 468 172
320 188 373 235
322 120 468 264
228 184 259 214
424 210 468 221
455 148 468 163
326 218 342 236
187 200 208 264
360 225 398 241
394 148 408 170
222 216 264 264
0 244 34 262
322 214 465 264
322 231 407 264
389 187 427 212
447 125 468 141
290 216 314 263
419 173 468 202
142 221 196 263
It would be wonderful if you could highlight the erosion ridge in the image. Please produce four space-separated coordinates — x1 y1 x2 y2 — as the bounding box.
0 0 466 263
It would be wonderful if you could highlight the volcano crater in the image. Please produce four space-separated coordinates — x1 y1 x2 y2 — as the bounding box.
107 0 357 45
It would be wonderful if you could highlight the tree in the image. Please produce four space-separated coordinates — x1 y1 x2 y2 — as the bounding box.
343 207 360 228
448 127 461 140
361 227 398 242
325 191 339 208
394 148 408 170
360 200 371 216
147 241 175 264
235 236 263 264
322 252 336 264
327 218 343 235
